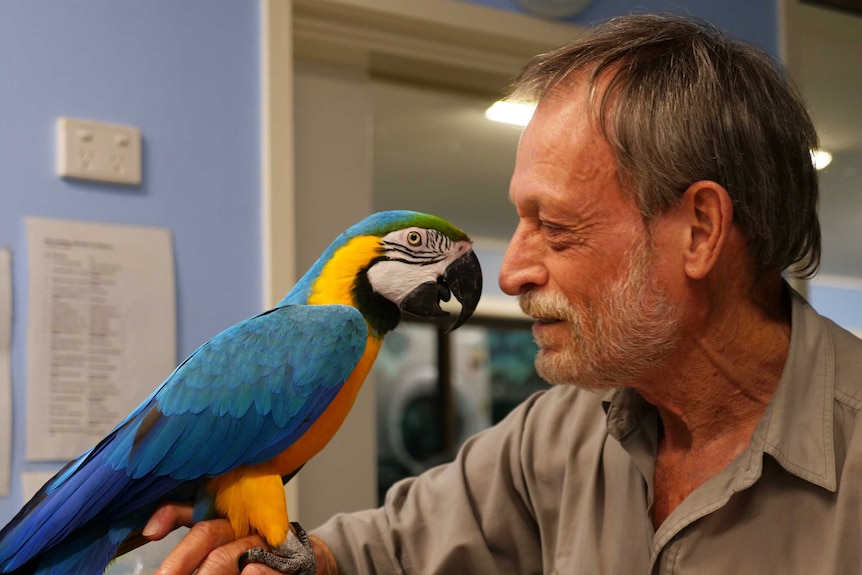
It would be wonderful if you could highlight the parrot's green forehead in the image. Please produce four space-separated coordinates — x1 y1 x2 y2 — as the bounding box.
357 210 470 241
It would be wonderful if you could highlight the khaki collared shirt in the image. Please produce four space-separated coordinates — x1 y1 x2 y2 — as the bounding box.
315 292 862 573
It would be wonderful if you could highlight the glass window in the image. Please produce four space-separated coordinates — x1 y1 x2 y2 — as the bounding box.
374 318 548 503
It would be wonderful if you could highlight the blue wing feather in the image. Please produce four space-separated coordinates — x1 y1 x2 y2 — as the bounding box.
0 303 368 574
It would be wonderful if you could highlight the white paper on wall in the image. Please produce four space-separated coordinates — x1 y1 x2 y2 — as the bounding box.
25 218 176 461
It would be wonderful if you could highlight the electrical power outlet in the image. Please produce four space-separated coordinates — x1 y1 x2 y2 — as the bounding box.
56 117 142 185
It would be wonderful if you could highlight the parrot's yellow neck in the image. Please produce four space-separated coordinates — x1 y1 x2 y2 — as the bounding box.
308 235 381 308
307 234 401 337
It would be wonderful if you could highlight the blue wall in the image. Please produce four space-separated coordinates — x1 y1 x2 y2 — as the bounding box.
809 283 862 333
0 1 261 524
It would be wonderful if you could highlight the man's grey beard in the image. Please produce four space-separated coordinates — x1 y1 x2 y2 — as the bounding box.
519 242 683 390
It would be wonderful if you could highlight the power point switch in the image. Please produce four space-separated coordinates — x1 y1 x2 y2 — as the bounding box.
56 117 142 185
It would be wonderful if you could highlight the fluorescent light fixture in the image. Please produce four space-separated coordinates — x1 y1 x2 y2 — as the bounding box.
811 148 833 171
485 101 536 127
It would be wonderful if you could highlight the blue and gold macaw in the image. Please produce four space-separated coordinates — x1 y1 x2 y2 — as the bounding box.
0 210 482 575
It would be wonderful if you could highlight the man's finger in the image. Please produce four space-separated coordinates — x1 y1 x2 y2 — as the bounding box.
241 565 285 575
144 502 196 540
154 519 241 575
116 503 197 558
195 533 272 575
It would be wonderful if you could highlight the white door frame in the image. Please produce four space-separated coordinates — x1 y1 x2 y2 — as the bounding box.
261 0 580 523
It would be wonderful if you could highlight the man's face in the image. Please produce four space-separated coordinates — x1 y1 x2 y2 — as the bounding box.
519 239 681 389
499 82 683 389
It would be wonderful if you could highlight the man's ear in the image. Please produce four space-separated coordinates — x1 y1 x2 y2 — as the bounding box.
678 180 734 280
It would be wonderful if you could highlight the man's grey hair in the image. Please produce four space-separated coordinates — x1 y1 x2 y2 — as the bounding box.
510 13 821 278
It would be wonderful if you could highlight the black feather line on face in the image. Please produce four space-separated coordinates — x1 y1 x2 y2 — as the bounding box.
431 231 448 252
382 230 451 264
353 259 402 337
382 243 445 263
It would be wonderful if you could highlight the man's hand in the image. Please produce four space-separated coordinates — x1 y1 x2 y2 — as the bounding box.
142 503 338 575
143 503 270 575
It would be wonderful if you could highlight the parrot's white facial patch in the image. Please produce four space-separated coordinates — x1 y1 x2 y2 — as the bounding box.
366 227 472 305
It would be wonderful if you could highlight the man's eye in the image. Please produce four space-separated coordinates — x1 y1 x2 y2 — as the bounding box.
541 222 584 250
539 219 563 232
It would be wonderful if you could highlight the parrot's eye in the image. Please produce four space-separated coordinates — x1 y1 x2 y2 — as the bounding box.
406 231 422 246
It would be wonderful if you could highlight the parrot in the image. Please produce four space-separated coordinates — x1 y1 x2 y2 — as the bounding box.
0 210 482 575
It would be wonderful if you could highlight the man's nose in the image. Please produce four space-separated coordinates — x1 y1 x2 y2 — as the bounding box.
498 222 548 296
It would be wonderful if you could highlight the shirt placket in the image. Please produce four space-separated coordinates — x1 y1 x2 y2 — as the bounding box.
609 390 772 575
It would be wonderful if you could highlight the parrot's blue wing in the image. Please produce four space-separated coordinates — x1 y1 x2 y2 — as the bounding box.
0 304 368 574
119 303 368 478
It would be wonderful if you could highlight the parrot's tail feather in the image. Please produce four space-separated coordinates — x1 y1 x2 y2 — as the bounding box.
26 518 138 575
0 445 187 570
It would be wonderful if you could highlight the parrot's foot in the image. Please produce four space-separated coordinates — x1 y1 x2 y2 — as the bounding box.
239 522 316 575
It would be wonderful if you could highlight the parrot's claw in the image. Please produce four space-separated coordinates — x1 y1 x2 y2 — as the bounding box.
239 522 316 575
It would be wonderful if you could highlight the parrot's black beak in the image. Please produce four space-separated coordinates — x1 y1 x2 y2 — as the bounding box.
400 248 482 333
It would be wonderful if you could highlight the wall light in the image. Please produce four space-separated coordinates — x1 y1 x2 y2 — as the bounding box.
485 101 536 127
811 148 833 171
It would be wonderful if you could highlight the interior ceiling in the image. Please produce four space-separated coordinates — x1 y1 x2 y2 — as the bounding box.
371 2 862 279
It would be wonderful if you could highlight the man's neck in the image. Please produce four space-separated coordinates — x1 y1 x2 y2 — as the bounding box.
637 278 792 528
639 278 791 450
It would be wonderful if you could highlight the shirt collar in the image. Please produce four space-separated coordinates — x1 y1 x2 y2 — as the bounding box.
755 289 837 491
603 387 649 442
602 287 838 491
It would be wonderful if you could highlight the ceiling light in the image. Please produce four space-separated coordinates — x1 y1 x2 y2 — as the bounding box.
485 101 536 127
811 148 833 170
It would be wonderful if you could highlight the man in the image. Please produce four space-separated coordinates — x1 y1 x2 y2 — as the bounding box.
146 13 862 574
